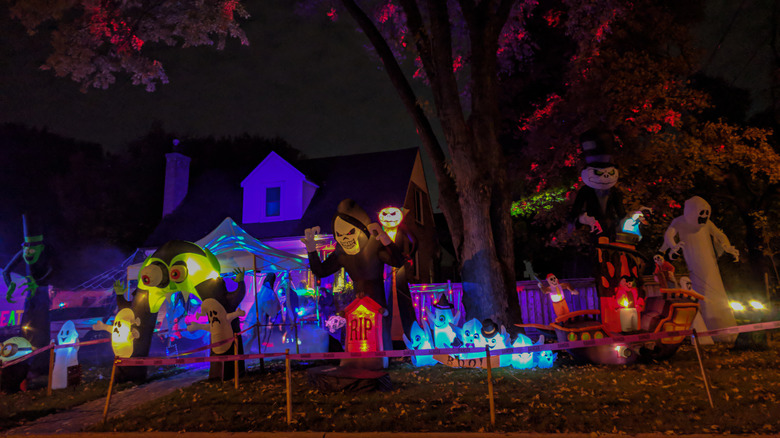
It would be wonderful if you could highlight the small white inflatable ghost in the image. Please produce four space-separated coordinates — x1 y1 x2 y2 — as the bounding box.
426 294 460 348
52 320 79 390
510 333 537 370
402 320 437 366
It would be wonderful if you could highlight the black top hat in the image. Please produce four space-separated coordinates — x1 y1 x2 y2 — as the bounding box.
579 129 616 169
22 214 44 243
432 293 454 310
481 319 499 338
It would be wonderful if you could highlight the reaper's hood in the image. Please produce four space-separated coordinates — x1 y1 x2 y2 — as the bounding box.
332 198 371 235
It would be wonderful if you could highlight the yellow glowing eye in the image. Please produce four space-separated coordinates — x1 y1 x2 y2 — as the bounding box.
594 170 603 176
170 265 188 283
729 301 745 311
748 300 765 310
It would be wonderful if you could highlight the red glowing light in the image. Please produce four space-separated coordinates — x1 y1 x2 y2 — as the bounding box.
327 7 338 21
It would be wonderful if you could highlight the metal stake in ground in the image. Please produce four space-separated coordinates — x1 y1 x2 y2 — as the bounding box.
486 345 496 427
47 341 55 396
102 357 119 423
234 334 240 389
692 329 715 409
285 348 292 425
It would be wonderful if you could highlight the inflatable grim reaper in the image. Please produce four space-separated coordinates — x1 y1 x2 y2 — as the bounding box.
302 199 406 353
95 240 245 380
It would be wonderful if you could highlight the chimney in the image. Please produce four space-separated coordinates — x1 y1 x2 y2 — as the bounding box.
162 151 191 217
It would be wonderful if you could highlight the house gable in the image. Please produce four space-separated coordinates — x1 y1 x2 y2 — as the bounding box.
240 151 318 224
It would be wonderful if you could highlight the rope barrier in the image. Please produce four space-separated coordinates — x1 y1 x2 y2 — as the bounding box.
109 319 780 367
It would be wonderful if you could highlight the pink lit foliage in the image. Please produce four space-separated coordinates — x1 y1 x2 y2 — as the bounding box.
8 0 249 91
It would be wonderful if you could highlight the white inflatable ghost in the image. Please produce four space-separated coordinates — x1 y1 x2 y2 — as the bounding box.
402 321 437 366
52 320 79 389
661 196 739 341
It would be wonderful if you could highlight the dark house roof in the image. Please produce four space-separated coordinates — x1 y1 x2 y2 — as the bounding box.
145 148 420 246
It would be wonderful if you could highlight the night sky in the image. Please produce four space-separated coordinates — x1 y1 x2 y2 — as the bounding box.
0 1 425 159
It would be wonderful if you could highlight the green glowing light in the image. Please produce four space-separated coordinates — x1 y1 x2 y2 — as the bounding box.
511 186 573 217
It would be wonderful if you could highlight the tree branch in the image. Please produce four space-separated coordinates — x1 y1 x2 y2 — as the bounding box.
340 0 464 256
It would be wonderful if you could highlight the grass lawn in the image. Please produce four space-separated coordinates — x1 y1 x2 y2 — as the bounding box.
90 338 780 434
0 365 184 431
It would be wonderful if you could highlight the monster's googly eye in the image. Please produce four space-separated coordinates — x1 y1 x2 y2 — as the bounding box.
170 265 188 283
139 263 167 288
2 344 15 358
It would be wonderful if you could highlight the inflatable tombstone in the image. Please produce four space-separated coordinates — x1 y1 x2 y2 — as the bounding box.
52 320 79 390
303 199 406 360
0 336 33 393
661 196 739 341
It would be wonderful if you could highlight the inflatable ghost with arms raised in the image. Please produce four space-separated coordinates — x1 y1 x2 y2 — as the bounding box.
661 196 739 341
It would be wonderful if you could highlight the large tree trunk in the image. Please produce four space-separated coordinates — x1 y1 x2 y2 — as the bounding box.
342 0 518 324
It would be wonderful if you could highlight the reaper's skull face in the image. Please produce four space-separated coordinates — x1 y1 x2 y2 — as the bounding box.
334 217 362 255
58 320 78 345
653 254 664 265
581 166 619 190
547 275 559 287
378 207 403 229
683 196 711 229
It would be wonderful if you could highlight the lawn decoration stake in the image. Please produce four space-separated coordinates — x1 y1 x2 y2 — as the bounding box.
52 320 79 390
303 199 406 357
567 129 625 238
2 215 52 374
661 196 739 341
